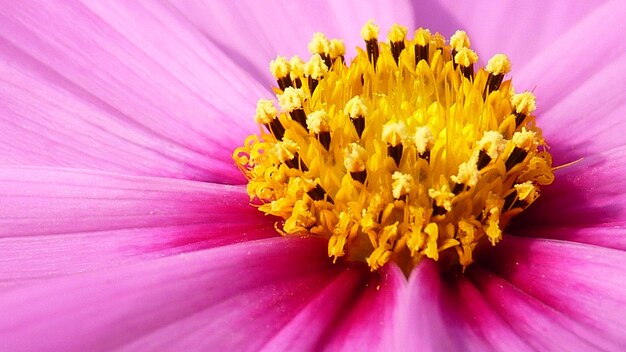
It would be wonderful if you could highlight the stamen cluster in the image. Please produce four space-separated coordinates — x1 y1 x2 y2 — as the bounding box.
234 21 554 272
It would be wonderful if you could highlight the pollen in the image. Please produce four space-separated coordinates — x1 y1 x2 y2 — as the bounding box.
234 22 554 273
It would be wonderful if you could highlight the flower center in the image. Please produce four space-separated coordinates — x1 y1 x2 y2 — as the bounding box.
234 21 554 272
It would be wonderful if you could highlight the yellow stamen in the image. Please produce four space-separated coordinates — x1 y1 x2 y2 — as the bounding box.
234 22 554 273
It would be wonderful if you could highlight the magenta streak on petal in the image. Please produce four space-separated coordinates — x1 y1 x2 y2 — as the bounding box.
514 225 626 252
477 236 626 346
0 0 269 183
512 145 626 229
0 236 342 352
0 167 276 289
469 266 622 351
323 264 405 352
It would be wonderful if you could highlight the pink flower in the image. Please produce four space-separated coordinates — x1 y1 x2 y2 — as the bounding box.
0 0 624 351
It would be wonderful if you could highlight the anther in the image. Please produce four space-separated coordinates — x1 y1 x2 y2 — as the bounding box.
304 54 329 93
450 30 470 68
454 48 478 80
476 131 505 170
506 129 535 171
307 183 334 204
254 99 285 140
383 121 407 166
511 92 537 127
278 87 308 130
329 39 346 64
391 172 412 199
345 96 367 138
344 143 367 183
414 28 431 64
289 56 305 88
270 56 292 90
361 20 380 65
308 32 332 68
484 54 511 96
275 139 308 171
413 126 434 162
388 24 408 64
306 109 331 151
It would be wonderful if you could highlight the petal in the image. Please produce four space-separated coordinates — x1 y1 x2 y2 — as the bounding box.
514 145 626 229
477 236 626 346
470 266 622 351
167 0 455 86
0 236 344 351
437 0 606 69
516 225 626 252
0 1 268 183
0 167 274 289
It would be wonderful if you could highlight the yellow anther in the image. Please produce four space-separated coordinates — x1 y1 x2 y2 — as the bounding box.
344 96 367 118
254 99 278 125
235 22 554 272
329 39 346 59
289 56 305 79
511 92 537 115
277 87 306 112
304 54 329 80
343 143 367 172
391 172 413 199
414 28 432 46
454 47 478 67
514 181 538 202
388 23 408 43
413 126 435 154
512 128 536 150
274 138 299 163
450 30 471 51
478 131 506 159
486 54 512 75
361 20 380 41
428 184 455 211
306 109 330 133
308 32 330 55
382 121 407 147
269 55 290 79
451 160 480 187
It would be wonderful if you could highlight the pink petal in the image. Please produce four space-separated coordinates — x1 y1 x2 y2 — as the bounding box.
167 0 423 86
264 263 405 351
478 236 626 346
515 145 626 229
437 0 605 69
0 1 268 183
0 236 343 351
470 266 622 351
0 167 274 289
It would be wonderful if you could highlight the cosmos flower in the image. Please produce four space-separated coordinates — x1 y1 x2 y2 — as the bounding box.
0 0 625 351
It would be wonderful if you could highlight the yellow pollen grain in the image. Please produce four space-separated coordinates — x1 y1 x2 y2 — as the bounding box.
308 32 330 54
478 131 506 159
382 121 407 146
413 126 435 154
274 138 299 162
269 55 290 79
289 56 305 79
512 128 536 150
454 47 478 67
254 99 278 124
414 28 431 46
450 30 470 51
306 109 330 133
511 92 537 115
388 23 408 43
234 22 555 273
304 54 329 80
392 172 413 199
344 96 367 118
343 143 367 172
486 54 512 75
329 39 346 59
277 87 305 112
361 20 379 41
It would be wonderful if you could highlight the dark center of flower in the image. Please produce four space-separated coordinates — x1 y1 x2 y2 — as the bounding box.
234 21 554 273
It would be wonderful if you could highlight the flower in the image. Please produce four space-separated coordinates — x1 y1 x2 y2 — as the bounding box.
0 0 624 351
